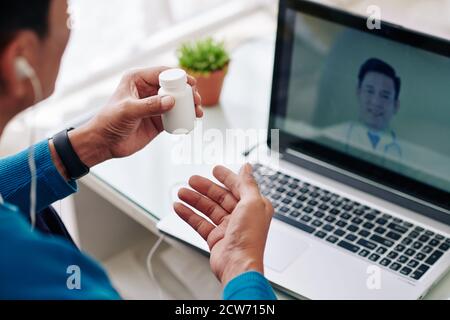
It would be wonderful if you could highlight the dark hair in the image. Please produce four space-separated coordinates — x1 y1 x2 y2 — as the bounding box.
0 0 51 53
358 58 401 100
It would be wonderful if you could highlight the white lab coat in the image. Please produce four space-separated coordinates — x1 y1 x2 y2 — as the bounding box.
345 122 402 163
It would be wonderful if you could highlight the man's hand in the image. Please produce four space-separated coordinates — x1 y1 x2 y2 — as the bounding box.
174 164 274 287
51 67 202 176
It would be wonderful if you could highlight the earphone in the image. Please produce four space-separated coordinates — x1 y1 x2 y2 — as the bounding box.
15 57 42 230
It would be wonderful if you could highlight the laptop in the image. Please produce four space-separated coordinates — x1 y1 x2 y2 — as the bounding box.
159 0 450 299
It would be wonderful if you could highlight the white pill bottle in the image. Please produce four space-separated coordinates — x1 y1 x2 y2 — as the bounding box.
158 69 196 134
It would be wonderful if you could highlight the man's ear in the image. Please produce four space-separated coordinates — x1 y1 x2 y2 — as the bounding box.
0 31 40 99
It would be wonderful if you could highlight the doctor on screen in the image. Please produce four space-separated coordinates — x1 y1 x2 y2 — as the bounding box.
346 58 402 161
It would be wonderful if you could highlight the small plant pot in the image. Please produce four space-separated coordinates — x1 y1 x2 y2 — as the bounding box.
189 66 228 107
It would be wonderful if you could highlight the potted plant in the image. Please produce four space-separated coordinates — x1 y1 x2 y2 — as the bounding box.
178 38 230 107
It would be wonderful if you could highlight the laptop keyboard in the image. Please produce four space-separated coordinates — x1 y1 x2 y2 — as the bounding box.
253 164 450 281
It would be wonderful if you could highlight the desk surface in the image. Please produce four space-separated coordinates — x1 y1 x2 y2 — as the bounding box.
82 34 450 301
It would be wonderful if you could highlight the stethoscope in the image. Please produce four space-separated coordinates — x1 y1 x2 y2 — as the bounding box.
345 122 402 160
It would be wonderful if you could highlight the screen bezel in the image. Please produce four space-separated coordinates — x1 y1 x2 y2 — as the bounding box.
268 0 450 225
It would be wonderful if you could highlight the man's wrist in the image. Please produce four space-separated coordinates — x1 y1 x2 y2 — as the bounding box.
68 125 110 169
49 126 109 180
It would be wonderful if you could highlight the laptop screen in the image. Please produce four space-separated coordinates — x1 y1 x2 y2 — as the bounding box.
270 1 450 217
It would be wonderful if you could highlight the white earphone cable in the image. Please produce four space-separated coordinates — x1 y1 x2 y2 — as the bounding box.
27 71 43 230
146 235 166 300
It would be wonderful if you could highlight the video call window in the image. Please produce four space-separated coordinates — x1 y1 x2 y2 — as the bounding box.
275 10 450 194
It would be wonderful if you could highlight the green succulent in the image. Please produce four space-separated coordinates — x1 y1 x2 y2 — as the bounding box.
178 38 230 75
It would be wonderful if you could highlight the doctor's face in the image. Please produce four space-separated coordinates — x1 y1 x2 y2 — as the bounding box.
357 72 399 131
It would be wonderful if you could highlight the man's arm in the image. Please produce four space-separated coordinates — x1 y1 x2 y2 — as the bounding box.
0 140 77 215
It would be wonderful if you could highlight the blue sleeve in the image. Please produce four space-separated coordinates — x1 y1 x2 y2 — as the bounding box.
0 205 121 300
223 271 277 300
0 140 77 214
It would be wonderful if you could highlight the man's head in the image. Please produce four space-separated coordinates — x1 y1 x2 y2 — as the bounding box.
0 0 69 123
357 58 401 131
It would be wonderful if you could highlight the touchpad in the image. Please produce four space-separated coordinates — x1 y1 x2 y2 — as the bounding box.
264 226 309 273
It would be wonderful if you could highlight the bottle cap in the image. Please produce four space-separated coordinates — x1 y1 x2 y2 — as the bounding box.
159 68 188 90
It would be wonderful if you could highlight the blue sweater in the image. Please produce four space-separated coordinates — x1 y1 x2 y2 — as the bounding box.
0 140 276 300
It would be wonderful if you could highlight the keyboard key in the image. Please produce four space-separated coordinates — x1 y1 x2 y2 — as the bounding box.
397 255 408 264
405 249 416 256
274 214 316 234
303 207 314 214
418 235 429 243
330 209 340 215
334 229 346 237
415 252 426 261
347 225 359 233
353 209 365 216
415 226 424 232
315 231 327 239
363 222 375 230
422 246 433 254
280 206 289 213
395 244 406 252
336 220 347 228
370 234 395 247
401 237 413 246
312 219 323 227
407 260 419 268
301 216 312 223
325 216 336 223
400 267 412 276
382 214 392 220
308 200 318 206
374 227 386 235
429 239 440 247
293 202 302 209
313 211 325 218
345 234 358 242
387 251 399 259
435 234 444 240
369 253 380 262
403 222 413 228
386 231 401 241
359 249 370 257
387 223 408 234
351 217 363 225
380 258 391 266
282 198 292 205
318 204 329 211
376 246 387 255
323 224 334 232
393 218 403 224
412 241 423 250
338 240 360 253
289 211 300 218
326 236 339 244
410 271 425 280
359 230 370 237
408 231 420 239
341 213 352 220
439 243 449 251
425 230 434 237
425 250 444 265
390 262 401 271
365 214 376 221
357 239 377 250
375 218 388 226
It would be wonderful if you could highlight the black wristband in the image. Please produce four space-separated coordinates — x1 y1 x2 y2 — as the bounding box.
52 128 90 180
